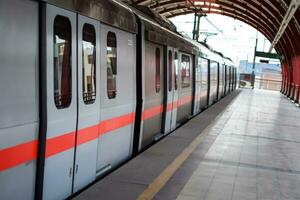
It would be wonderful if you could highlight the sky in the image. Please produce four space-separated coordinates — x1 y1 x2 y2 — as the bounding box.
169 14 279 66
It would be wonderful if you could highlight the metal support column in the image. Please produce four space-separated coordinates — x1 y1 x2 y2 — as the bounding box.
251 37 258 89
192 13 204 41
269 0 300 52
193 13 197 40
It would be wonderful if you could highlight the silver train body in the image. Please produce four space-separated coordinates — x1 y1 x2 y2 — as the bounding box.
0 0 237 199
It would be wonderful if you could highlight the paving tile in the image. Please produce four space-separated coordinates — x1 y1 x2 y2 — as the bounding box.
232 185 257 200
176 90 300 200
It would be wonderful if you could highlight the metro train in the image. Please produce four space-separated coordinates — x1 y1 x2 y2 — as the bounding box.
0 0 237 199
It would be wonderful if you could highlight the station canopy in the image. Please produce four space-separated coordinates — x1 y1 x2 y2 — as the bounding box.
129 0 300 62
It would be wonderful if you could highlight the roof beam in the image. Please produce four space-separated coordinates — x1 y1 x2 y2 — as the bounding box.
131 0 297 58
269 0 300 52
166 9 287 56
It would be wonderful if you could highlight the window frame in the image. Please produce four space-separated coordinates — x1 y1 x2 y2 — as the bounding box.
168 50 173 92
53 15 72 109
174 52 179 90
181 54 191 89
155 47 161 93
82 23 96 104
106 31 117 99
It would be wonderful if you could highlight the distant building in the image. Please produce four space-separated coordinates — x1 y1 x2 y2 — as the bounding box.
239 60 281 75
239 60 282 91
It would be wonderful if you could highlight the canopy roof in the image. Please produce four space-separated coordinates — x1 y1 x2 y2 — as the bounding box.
130 0 300 60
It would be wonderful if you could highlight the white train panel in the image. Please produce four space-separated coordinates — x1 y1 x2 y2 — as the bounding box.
0 1 39 199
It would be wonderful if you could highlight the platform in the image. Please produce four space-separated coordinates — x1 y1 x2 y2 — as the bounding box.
73 89 300 200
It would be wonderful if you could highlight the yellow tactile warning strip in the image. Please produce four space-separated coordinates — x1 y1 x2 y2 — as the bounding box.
136 124 216 200
136 131 210 200
136 106 234 200
136 90 241 200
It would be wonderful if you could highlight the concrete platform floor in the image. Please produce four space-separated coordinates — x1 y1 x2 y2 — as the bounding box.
74 89 300 200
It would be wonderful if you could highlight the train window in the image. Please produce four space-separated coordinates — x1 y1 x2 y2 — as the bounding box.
82 24 96 104
168 50 172 91
174 52 179 90
181 54 191 88
53 15 72 109
155 48 161 93
107 31 117 99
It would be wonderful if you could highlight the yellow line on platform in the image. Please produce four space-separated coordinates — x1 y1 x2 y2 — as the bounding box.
136 91 239 200
136 122 215 200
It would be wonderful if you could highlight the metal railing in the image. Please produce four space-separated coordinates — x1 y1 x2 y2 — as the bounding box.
254 78 282 91
83 91 96 103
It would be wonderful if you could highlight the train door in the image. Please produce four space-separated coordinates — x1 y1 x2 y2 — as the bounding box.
170 50 179 131
164 47 174 134
141 41 164 149
232 68 234 91
74 15 100 192
225 65 229 95
96 24 136 174
177 53 193 124
227 65 230 94
216 63 220 100
224 65 227 95
231 67 234 91
229 66 233 92
233 68 237 90
200 58 209 110
209 61 216 105
218 64 223 99
43 5 77 200
221 64 225 97
207 59 211 106
223 64 226 95
194 56 201 114
235 68 237 89
44 5 101 199
220 64 224 99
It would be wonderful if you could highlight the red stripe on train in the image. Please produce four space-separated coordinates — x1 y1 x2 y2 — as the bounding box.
77 125 99 146
0 140 38 171
0 95 193 171
45 132 76 158
99 112 135 135
142 105 163 120
178 96 193 107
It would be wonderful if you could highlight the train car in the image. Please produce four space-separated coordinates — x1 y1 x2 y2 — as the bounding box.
127 6 199 151
1 0 138 199
194 43 225 113
0 0 237 199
